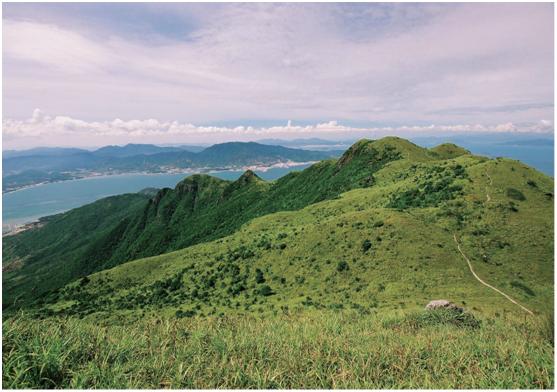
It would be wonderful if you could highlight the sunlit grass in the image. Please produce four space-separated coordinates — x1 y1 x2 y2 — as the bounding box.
3 310 553 389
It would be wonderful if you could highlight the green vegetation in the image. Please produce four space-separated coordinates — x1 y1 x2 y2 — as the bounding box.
2 193 150 306
3 311 553 389
361 239 372 253
2 137 554 388
507 187 527 201
430 143 470 159
387 164 466 209
336 260 349 272
386 308 481 330
511 280 536 297
3 138 405 305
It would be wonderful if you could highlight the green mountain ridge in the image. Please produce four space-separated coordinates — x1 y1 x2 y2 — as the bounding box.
3 137 553 321
4 138 404 306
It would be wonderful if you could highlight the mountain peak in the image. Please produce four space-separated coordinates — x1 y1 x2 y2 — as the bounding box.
337 137 441 168
336 139 374 167
175 174 226 195
237 169 261 184
430 143 470 159
226 169 264 191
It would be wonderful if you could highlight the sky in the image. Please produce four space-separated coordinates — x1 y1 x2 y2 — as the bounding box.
2 2 554 149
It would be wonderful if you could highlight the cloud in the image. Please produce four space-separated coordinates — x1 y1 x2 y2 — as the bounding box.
429 103 554 116
3 110 553 149
2 3 554 144
3 20 116 74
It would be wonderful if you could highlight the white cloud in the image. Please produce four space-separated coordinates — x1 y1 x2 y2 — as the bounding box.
2 3 554 145
2 110 553 149
3 20 116 74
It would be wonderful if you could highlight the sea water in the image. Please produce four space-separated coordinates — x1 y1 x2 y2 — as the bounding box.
2 165 311 231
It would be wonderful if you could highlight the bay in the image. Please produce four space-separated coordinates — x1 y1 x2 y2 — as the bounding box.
2 165 311 231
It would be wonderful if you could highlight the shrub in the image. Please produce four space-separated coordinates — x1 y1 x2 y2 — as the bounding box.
361 239 372 253
452 164 467 178
258 285 274 296
336 261 349 272
510 280 536 296
506 188 526 201
471 224 489 236
527 180 538 188
175 309 196 318
228 283 246 296
255 269 265 284
387 176 463 210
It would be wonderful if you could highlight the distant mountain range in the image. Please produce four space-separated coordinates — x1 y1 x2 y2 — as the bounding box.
2 142 339 192
2 144 206 159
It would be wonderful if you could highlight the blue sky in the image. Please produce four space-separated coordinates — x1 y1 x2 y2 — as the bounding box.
2 3 554 148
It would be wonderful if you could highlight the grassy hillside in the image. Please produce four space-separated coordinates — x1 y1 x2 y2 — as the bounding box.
3 138 403 306
25 143 552 321
2 137 553 388
2 193 150 308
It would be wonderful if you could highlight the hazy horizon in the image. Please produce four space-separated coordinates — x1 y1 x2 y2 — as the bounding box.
2 132 554 152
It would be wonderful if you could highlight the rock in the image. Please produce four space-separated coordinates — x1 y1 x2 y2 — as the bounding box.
425 299 463 313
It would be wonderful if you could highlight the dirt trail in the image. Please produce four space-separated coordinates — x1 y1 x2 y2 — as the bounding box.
453 234 534 315
485 171 493 202
486 171 493 186
452 169 534 316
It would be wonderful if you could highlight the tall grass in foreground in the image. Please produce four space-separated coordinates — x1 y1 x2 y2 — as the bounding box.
2 310 554 389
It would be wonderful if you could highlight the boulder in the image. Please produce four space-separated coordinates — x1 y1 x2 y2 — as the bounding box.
425 299 463 313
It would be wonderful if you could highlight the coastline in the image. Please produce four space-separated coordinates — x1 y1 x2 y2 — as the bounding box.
2 161 315 235
2 161 317 195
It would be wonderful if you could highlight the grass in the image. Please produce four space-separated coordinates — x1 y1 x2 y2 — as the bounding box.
3 310 553 389
384 308 482 330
